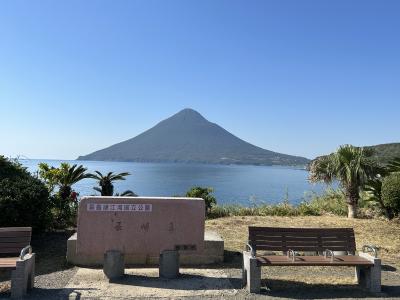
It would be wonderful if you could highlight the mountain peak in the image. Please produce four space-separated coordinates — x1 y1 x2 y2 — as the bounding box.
172 108 207 122
78 109 309 166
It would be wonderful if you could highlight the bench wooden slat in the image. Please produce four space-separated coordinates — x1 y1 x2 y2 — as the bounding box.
0 227 32 232
249 227 356 252
250 239 355 245
256 246 353 252
250 227 354 232
249 235 353 241
0 227 32 256
0 237 32 243
0 257 18 269
0 242 30 248
256 255 373 266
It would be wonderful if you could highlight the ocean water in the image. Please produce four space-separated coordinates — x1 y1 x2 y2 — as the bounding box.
20 159 328 206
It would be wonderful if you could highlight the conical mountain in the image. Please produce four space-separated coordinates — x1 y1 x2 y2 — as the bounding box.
77 108 309 165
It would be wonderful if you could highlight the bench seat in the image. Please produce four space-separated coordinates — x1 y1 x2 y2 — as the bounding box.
0 227 35 298
256 254 374 266
243 227 381 294
0 257 19 269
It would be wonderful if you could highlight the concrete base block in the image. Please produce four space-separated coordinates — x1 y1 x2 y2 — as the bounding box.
159 250 179 279
103 250 124 280
242 251 261 293
355 252 381 293
11 253 35 299
67 231 224 266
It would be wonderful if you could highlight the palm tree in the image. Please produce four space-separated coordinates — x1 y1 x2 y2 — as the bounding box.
115 190 137 196
89 171 131 196
58 164 90 200
309 145 379 218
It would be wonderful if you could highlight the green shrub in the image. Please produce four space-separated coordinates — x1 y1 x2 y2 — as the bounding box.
0 177 52 231
186 186 217 215
303 189 348 216
0 156 29 180
207 188 348 219
382 173 400 217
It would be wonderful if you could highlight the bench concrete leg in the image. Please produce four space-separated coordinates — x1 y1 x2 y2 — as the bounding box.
11 253 35 299
103 250 124 280
355 253 381 293
159 250 179 279
242 251 261 293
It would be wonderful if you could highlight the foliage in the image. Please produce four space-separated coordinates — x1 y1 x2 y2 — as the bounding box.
381 172 400 218
39 163 90 198
301 189 348 216
186 186 217 215
366 143 400 164
50 193 79 229
309 144 380 218
89 171 131 196
38 162 90 228
0 157 52 231
114 190 137 196
208 189 349 219
387 157 400 173
0 155 29 180
363 177 393 218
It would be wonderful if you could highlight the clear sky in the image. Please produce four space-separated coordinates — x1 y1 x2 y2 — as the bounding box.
1 0 399 160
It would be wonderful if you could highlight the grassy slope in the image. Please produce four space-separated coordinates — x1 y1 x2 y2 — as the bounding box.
206 215 400 271
367 143 400 164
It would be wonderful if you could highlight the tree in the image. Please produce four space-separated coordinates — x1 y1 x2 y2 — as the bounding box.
364 177 393 219
89 171 131 196
39 163 90 200
309 145 379 218
186 186 217 216
115 190 137 196
381 172 400 218
38 163 90 228
0 155 29 180
0 157 52 231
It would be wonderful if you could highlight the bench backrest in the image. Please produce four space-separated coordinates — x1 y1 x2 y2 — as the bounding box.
248 227 356 253
0 227 32 255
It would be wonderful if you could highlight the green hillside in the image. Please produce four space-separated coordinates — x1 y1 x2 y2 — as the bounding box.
366 143 400 164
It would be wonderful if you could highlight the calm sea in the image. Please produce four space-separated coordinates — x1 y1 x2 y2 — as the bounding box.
20 159 327 206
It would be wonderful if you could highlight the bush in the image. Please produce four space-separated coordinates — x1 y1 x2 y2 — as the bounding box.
0 177 52 231
186 186 217 215
302 189 348 216
382 173 400 217
207 188 348 219
0 155 29 180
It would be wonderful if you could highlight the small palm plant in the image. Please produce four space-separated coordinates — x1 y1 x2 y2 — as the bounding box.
89 171 131 196
115 190 137 196
309 145 380 218
58 164 91 200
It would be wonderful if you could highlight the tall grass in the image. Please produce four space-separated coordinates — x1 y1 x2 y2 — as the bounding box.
208 188 348 219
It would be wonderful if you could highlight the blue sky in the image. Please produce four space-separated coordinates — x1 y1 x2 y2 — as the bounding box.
1 0 399 160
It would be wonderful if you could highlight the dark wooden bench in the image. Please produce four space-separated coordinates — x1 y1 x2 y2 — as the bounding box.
242 227 381 293
0 227 35 299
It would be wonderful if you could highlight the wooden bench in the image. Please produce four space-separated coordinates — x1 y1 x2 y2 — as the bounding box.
242 227 381 293
0 227 35 299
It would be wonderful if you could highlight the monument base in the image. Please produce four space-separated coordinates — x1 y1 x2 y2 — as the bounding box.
67 231 224 266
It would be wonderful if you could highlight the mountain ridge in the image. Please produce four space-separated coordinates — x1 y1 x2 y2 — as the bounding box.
77 108 310 166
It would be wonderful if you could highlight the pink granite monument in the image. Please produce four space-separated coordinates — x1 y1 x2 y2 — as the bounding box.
67 196 220 265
